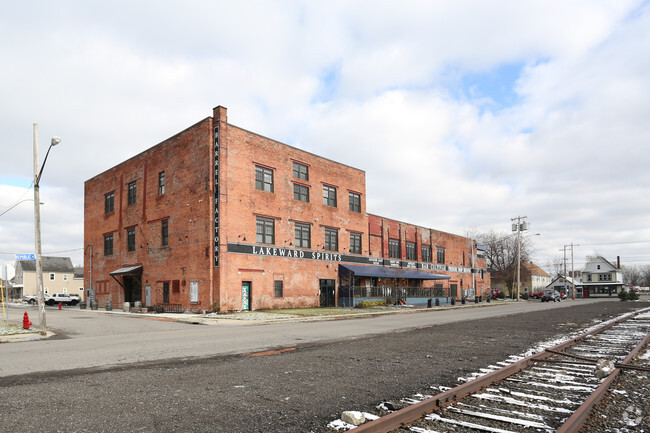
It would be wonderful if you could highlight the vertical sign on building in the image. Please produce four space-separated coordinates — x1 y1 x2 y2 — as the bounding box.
214 125 220 267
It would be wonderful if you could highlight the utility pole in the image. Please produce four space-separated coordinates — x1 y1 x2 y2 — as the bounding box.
571 243 577 300
560 243 579 299
511 216 528 301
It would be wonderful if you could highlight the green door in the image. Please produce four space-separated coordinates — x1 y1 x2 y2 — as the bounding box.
242 281 251 311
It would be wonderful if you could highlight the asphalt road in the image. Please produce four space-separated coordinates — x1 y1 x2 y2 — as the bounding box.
1 299 648 432
1 298 614 377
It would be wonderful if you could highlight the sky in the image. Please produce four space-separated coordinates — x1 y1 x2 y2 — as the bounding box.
1 0 649 276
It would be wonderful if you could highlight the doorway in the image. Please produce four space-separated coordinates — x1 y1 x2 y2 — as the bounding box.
319 279 335 307
450 283 458 299
144 285 152 307
242 281 252 311
124 276 142 303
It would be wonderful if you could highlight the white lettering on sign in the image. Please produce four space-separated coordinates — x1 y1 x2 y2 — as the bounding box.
251 246 341 262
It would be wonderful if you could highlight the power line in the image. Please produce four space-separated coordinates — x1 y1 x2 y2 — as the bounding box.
579 240 650 246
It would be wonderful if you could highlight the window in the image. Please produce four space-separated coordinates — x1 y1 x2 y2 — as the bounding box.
63 275 68 281
255 166 274 192
323 185 337 207
274 281 283 298
325 228 338 251
598 274 612 281
295 223 311 248
128 181 137 205
127 227 136 251
350 232 362 254
349 192 361 212
437 248 445 264
49 273 55 281
105 192 114 213
162 282 170 303
293 162 309 180
421 245 432 262
293 183 309 202
162 219 168 246
406 242 416 261
104 233 114 256
256 217 275 244
389 239 400 259
158 171 165 195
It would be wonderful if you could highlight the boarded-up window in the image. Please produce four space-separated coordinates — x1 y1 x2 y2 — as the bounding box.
190 281 199 303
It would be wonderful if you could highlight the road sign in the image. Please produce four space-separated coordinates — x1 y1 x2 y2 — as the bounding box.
16 254 35 261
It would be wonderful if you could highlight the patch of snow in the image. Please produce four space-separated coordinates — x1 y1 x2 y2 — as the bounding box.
472 392 573 414
446 406 553 430
327 419 355 431
424 412 521 433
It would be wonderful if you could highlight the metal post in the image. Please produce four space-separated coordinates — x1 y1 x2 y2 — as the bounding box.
87 245 92 309
33 123 46 331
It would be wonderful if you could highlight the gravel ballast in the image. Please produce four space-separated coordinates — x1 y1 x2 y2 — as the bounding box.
0 300 647 432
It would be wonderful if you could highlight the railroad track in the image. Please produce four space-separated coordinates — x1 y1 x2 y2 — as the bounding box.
329 307 650 432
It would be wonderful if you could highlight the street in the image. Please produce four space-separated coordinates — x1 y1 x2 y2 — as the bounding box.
2 298 611 377
1 300 648 432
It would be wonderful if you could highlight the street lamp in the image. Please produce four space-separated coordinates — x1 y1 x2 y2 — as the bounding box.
33 123 61 332
511 216 528 301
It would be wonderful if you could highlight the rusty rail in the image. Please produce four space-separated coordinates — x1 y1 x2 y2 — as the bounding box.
554 327 650 433
352 308 649 433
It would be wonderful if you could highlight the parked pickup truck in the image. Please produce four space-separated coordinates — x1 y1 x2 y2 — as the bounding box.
44 293 79 306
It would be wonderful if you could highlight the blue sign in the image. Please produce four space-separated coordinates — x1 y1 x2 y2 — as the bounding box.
16 254 35 261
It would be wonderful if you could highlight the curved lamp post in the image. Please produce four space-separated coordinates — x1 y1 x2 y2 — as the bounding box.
33 123 61 332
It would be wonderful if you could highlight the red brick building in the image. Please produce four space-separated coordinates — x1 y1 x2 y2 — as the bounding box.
84 105 489 312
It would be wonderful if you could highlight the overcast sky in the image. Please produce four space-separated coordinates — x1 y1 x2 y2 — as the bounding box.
1 0 649 275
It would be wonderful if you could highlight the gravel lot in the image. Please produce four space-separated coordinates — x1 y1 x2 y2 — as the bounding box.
0 300 647 432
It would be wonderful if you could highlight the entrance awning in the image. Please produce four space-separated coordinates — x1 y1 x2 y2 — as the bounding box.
109 265 143 276
339 264 450 280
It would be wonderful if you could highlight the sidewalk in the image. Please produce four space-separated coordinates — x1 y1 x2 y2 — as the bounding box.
2 298 505 343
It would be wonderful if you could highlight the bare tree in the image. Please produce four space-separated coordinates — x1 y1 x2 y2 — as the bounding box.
641 265 650 287
622 264 643 286
545 255 565 278
474 230 535 296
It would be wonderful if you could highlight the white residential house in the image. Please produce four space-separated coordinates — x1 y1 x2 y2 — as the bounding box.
12 257 84 300
547 275 581 298
579 256 624 297
521 262 552 294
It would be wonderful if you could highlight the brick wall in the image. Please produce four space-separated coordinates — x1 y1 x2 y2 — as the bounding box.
84 104 489 311
218 118 368 311
84 118 215 309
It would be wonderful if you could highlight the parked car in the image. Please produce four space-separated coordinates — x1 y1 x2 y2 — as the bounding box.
530 291 543 299
22 295 38 305
44 293 79 306
541 290 562 302
490 289 501 299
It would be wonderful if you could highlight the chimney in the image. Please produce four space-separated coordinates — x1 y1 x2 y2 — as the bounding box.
617 256 620 269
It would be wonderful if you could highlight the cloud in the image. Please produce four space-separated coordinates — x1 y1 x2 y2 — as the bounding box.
1 0 649 271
